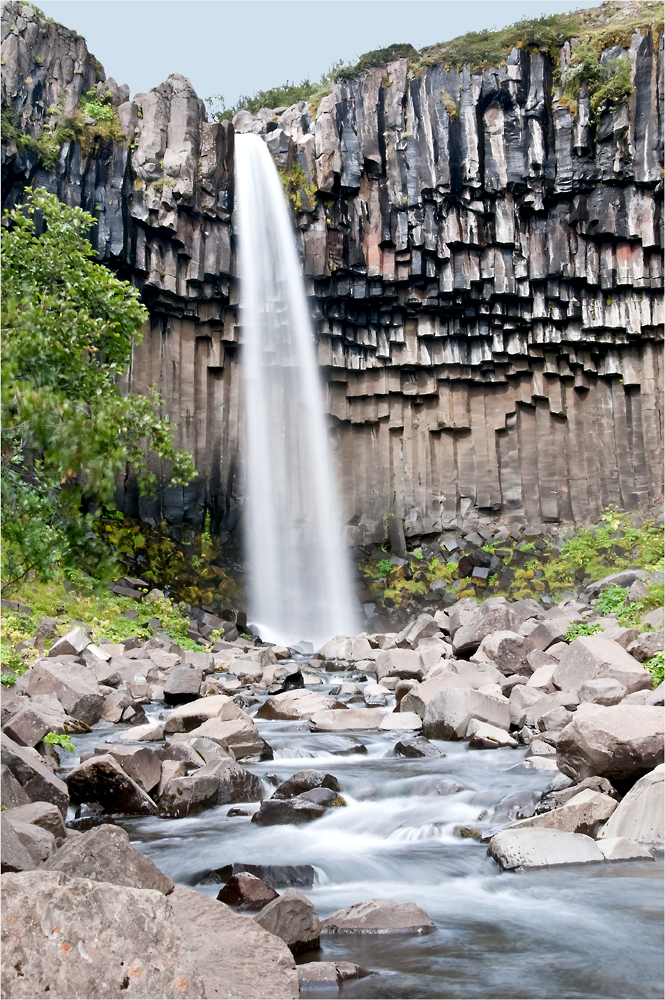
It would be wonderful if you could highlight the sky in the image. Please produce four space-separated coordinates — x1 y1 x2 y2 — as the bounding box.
39 0 600 107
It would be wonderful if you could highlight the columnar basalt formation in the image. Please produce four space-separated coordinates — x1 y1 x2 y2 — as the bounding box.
2 2 663 542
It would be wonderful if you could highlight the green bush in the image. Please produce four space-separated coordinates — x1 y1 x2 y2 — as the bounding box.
43 731 75 754
595 584 628 616
375 559 393 577
1 188 195 595
644 651 664 688
206 62 342 123
565 622 603 642
562 44 633 121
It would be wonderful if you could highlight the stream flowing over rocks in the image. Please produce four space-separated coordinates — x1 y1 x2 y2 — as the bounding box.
1 585 663 999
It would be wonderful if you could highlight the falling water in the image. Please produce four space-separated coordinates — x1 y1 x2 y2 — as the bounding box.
234 133 359 648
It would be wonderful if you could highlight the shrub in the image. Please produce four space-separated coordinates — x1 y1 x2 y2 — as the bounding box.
595 584 628 615
565 622 604 642
43 731 75 754
644 651 664 688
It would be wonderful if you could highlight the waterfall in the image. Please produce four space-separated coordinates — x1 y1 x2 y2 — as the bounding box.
234 133 359 649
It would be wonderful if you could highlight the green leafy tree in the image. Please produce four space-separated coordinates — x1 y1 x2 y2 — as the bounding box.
1 188 196 593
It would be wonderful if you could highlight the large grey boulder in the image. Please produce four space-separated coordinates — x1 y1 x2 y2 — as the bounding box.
169 885 299 998
254 888 321 954
3 800 67 842
316 635 373 660
0 764 30 809
0 814 36 873
585 569 647 595
2 704 67 748
422 688 509 740
505 788 617 837
0 870 205 998
257 689 345 720
556 705 664 781
628 629 664 663
163 694 252 734
1 733 69 816
4 818 57 865
400 675 470 718
251 798 327 826
45 824 174 893
93 744 162 793
321 898 435 935
47 627 91 657
163 666 204 705
598 765 664 844
597 837 654 861
509 684 547 727
184 719 272 760
26 661 104 725
488 828 604 869
310 708 386 731
374 648 425 681
553 635 652 695
526 617 572 651
159 757 261 817
65 754 157 815
579 677 627 705
452 606 526 656
478 631 532 675
272 769 340 799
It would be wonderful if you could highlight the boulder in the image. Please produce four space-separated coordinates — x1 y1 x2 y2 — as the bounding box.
206 863 315 889
3 800 66 842
579 677 627 706
628 629 664 663
506 788 617 836
479 631 532 675
1 733 69 816
1 814 36 873
400 675 469 718
585 569 647 595
422 688 510 740
488 828 604 869
185 736 234 765
47 627 90 657
257 689 345 721
164 666 204 705
396 614 439 648
118 722 164 742
272 770 340 799
452 606 525 656
4 817 56 864
316 635 372 661
159 757 261 817
1 871 205 998
44 824 174 893
254 888 321 954
553 636 652 695
509 685 555 728
597 837 654 861
393 736 442 758
310 708 386 731
0 765 30 809
598 764 664 844
168 885 299 998
321 898 435 935
216 872 279 910
379 712 422 731
526 663 556 693
556 706 664 781
251 798 326 826
65 754 157 815
297 962 371 988
101 690 132 724
374 648 424 681
526 617 572 651
164 695 251 734
2 704 67 748
93 744 161 792
449 659 505 689
185 717 269 759
642 607 665 630
26 661 104 725
466 720 517 749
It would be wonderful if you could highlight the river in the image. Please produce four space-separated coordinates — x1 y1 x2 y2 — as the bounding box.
64 661 664 1000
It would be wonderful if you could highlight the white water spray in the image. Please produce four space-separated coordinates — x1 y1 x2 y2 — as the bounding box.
234 133 358 648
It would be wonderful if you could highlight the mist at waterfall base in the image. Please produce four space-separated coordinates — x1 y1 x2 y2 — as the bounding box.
234 133 359 649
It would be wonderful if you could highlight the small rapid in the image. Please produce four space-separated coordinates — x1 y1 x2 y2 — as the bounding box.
66 667 664 1000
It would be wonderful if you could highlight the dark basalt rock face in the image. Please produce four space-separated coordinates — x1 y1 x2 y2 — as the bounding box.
2 2 663 542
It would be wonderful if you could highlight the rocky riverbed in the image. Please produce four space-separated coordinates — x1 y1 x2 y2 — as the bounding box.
1 573 664 999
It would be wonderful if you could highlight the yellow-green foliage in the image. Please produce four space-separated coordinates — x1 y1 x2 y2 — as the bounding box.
562 43 633 122
278 162 317 212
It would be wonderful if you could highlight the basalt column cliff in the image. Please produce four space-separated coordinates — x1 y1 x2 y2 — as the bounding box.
2 2 663 543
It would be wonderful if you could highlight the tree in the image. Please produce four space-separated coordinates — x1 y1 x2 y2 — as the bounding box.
1 187 196 593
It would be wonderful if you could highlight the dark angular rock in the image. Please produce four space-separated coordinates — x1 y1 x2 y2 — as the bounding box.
393 736 443 758
272 769 340 800
251 798 327 826
216 872 279 910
